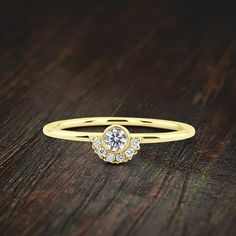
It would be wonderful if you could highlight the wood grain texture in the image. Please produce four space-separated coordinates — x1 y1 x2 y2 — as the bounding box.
0 1 236 236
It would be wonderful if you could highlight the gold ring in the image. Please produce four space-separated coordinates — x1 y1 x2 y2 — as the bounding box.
43 117 195 164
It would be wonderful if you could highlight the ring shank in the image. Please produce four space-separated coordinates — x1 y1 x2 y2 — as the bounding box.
43 117 195 144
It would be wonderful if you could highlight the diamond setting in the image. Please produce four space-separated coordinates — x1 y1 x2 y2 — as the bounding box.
130 139 140 150
116 154 126 163
105 153 115 163
90 125 141 164
92 137 101 149
125 148 135 160
96 148 106 158
103 126 128 152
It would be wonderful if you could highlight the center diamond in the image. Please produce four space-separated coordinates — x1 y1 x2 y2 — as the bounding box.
103 125 129 152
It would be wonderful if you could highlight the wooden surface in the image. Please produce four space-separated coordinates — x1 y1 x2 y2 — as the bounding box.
0 1 236 236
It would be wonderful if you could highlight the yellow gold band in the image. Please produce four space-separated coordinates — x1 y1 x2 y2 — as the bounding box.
43 117 195 164
43 117 195 144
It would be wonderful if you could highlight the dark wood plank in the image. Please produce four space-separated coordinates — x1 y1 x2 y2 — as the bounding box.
0 1 235 236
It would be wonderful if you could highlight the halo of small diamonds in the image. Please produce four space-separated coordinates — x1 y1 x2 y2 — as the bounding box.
91 125 141 164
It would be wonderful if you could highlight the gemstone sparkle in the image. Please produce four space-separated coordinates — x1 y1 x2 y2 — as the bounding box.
104 127 128 152
92 137 101 149
97 148 106 158
130 139 140 150
116 154 126 163
106 153 115 163
125 148 135 159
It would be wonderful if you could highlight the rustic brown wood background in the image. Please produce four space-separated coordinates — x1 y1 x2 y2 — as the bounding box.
0 1 235 236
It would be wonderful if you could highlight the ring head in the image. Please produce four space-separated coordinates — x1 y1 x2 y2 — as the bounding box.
103 125 130 153
90 125 141 164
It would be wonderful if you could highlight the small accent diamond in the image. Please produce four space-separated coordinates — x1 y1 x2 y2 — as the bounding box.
116 154 126 163
92 137 101 149
106 153 115 163
97 148 106 158
130 139 140 150
125 148 135 159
